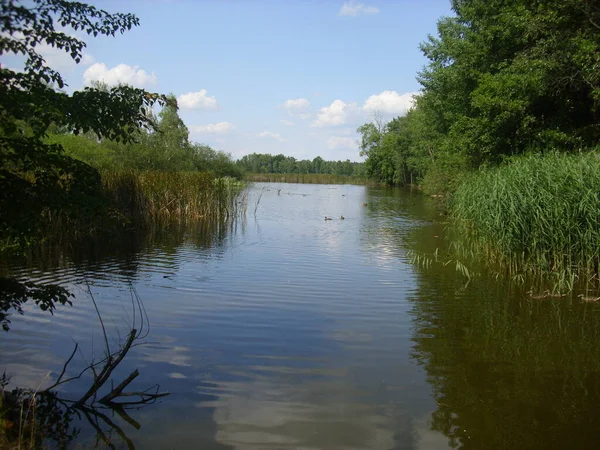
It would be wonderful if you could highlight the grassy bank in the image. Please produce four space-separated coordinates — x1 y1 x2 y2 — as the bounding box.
246 173 375 185
451 151 600 290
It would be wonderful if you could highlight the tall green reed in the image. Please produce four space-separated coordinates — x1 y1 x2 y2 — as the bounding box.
101 170 245 225
451 151 600 290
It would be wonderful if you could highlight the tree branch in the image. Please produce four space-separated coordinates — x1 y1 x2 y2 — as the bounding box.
76 329 136 406
44 343 78 391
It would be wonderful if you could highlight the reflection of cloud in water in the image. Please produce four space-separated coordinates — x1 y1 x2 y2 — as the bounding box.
198 378 397 450
412 412 452 450
3 363 56 390
140 343 192 367
331 328 373 344
168 372 187 379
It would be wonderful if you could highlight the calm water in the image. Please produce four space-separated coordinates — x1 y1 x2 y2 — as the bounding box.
3 183 600 449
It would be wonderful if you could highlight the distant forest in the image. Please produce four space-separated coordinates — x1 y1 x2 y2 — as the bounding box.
236 153 365 176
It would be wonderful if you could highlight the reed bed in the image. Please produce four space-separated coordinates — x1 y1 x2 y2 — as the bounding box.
451 151 600 290
101 171 245 224
245 173 375 185
1 170 245 256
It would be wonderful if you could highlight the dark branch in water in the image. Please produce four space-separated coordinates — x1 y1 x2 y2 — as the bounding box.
4 285 168 448
45 343 79 392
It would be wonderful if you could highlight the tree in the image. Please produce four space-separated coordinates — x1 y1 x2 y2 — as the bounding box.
0 0 169 324
419 0 600 166
1 0 171 248
358 1 600 192
0 1 169 141
358 121 399 184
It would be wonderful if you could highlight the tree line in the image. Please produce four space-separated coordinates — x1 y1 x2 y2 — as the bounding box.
359 0 600 192
236 153 366 176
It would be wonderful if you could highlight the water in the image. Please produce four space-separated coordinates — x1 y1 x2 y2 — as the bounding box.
3 183 600 449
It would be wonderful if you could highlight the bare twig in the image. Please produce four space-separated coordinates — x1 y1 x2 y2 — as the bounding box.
253 186 267 217
7 284 168 449
99 369 139 404
44 343 78 391
85 282 110 359
76 329 136 406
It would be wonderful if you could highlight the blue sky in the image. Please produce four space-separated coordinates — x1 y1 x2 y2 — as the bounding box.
7 0 453 161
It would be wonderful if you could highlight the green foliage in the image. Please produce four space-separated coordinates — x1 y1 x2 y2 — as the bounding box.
0 0 180 326
0 1 169 140
237 152 365 177
452 151 600 289
358 0 600 193
0 136 112 252
46 100 243 177
0 277 73 331
1 0 173 252
194 144 243 178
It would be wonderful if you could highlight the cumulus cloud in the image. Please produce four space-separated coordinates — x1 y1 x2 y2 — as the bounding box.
327 136 357 149
280 98 311 119
282 98 310 110
39 44 95 72
339 0 379 16
80 54 95 66
312 99 358 127
362 90 416 116
256 131 284 142
190 122 235 134
177 90 218 110
83 63 157 88
280 119 294 126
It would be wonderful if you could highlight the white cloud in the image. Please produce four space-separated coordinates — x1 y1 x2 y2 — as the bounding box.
177 90 218 110
190 122 235 134
282 98 310 110
256 131 284 142
312 99 358 127
280 98 311 119
5 31 94 73
280 119 294 126
339 0 379 16
362 90 416 116
327 136 357 149
81 53 95 66
83 63 157 88
38 43 95 72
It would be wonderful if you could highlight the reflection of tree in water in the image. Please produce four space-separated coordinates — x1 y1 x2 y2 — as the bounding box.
2 388 150 449
1 287 169 449
406 222 600 449
1 215 242 447
5 217 237 276
363 186 441 222
0 217 239 327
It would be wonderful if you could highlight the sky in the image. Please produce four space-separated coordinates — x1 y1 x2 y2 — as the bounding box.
5 0 453 162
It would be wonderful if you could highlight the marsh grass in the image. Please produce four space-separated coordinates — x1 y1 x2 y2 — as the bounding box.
246 173 375 185
1 170 246 257
101 171 245 224
451 151 600 291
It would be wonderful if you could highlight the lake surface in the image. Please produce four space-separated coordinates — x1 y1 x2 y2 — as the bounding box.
3 182 600 449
